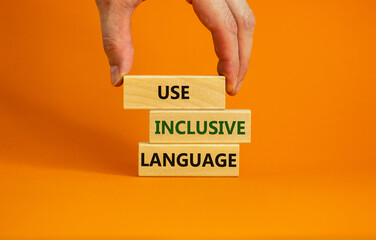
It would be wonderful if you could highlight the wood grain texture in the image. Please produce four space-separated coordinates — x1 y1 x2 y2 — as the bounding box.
139 143 239 176
123 75 225 109
149 110 251 143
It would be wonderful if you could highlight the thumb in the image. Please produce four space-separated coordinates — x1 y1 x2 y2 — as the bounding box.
96 0 141 86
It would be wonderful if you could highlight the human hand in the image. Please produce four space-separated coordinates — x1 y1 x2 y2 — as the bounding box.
95 0 255 95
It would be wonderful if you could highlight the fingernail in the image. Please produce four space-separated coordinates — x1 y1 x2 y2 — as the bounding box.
233 81 243 95
110 66 122 86
226 83 236 94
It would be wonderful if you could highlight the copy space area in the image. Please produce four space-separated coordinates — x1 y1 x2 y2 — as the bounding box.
1 0 376 238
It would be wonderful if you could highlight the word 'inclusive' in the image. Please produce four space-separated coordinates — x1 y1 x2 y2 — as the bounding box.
154 120 246 135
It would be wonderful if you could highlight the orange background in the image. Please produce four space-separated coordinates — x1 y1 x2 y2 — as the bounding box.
1 0 376 239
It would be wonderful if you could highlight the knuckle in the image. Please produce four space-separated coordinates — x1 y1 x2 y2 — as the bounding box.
241 9 256 31
96 0 143 10
102 36 121 54
95 0 111 9
224 12 238 35
118 0 143 9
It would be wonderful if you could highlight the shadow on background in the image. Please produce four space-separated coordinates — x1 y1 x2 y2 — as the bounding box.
0 83 137 177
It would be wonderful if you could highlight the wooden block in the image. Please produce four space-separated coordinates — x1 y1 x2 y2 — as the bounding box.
123 75 225 109
139 143 239 176
149 110 251 143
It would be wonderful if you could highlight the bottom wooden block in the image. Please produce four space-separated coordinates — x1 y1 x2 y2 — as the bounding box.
139 143 239 176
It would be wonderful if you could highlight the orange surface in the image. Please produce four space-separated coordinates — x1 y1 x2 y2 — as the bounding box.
1 0 376 239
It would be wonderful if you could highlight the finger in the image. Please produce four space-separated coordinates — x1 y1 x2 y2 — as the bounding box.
95 0 142 86
225 0 255 94
190 0 240 95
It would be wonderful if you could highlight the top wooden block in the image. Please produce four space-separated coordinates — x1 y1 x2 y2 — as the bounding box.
123 75 225 109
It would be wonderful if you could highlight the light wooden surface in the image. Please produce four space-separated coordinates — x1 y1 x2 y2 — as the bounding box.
139 143 239 176
149 110 251 143
123 75 225 109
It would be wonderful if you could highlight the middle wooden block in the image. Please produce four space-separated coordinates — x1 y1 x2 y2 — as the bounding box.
149 110 251 143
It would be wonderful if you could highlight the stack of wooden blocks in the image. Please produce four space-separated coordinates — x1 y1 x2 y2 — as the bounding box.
123 76 251 176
